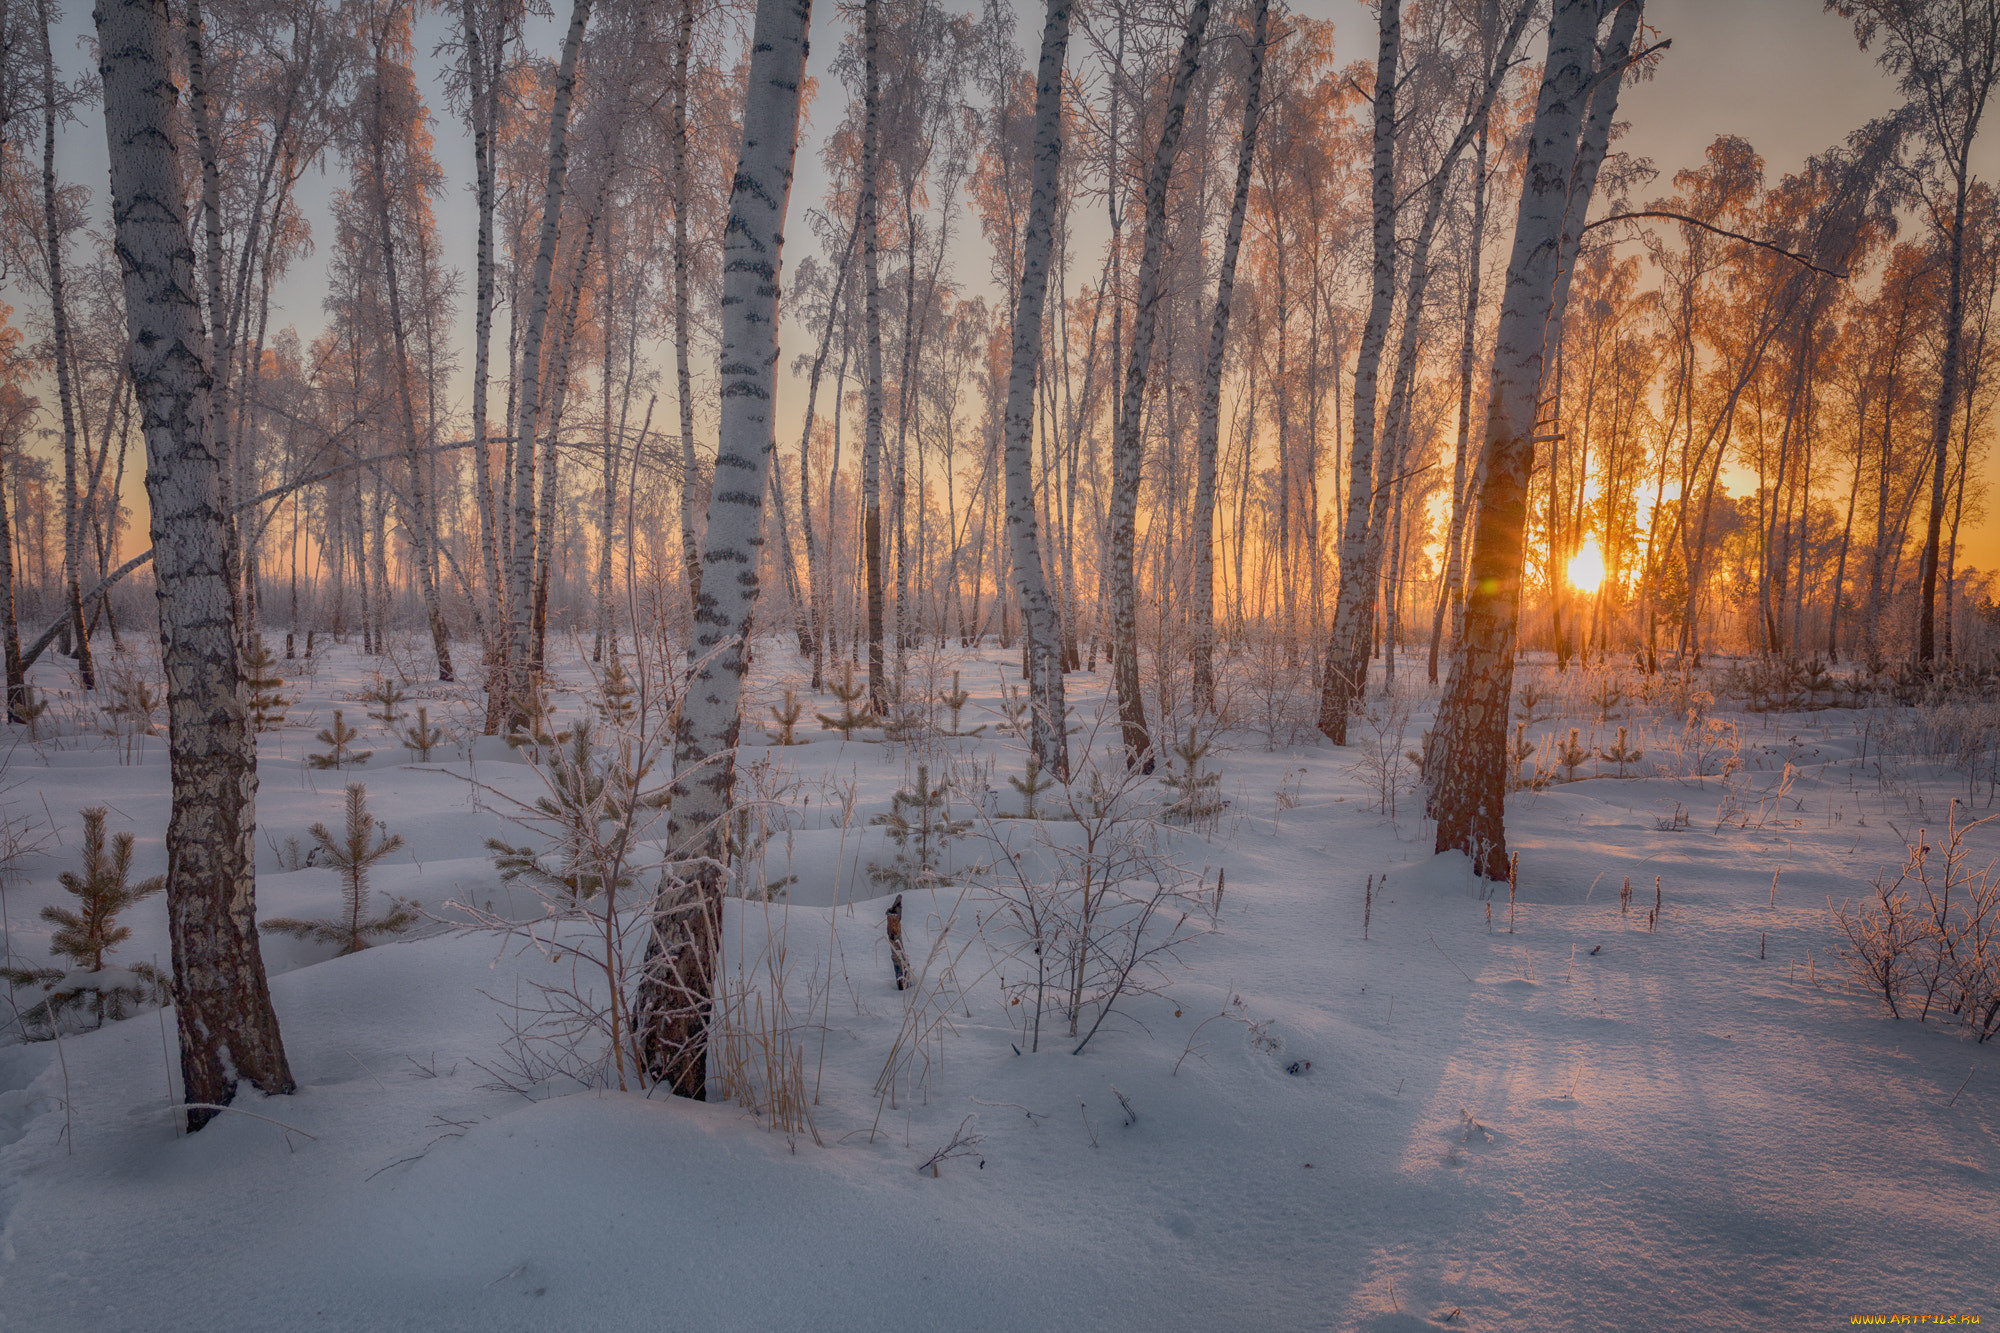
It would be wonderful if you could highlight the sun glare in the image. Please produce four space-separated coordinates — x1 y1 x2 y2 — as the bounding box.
1568 539 1606 594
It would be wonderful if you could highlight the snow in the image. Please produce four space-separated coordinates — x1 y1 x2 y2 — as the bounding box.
0 639 1995 1330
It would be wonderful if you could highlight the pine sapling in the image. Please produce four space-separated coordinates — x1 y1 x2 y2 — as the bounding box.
1160 726 1224 825
0 808 170 1035
308 709 372 769
940 671 984 737
869 765 972 892
1006 749 1057 820
815 661 880 738
262 783 414 954
363 675 410 731
403 706 447 762
44 807 164 971
504 685 574 761
768 687 806 745
1510 723 1537 789
241 637 294 732
997 682 1031 738
594 655 638 730
1598 725 1643 777
1557 728 1591 783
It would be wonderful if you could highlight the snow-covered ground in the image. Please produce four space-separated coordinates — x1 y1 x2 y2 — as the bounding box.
0 636 1994 1331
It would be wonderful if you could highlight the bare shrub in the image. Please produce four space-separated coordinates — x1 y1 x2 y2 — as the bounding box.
1834 801 2000 1040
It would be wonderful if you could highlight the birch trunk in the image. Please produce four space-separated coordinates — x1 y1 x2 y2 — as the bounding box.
1316 0 1398 744
672 0 702 616
997 0 1077 781
507 0 592 726
1348 2 1532 703
1108 0 1211 770
1190 0 1268 712
795 221 859 688
1428 116 1491 683
461 0 506 727
633 0 812 1097
369 43 455 682
1427 0 1639 880
859 0 889 712
1918 165 1973 662
94 0 295 1130
0 443 22 719
40 0 92 689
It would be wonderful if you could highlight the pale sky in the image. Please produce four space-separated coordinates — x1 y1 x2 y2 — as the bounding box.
23 0 2000 572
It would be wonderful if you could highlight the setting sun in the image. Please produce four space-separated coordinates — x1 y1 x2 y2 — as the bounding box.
1568 538 1606 594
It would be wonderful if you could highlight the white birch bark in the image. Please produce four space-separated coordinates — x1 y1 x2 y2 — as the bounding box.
1190 0 1268 712
860 0 888 712
1428 116 1490 684
460 0 507 726
1336 0 1534 711
634 0 813 1096
506 0 592 725
998 0 1077 781
672 0 702 618
1426 0 1640 880
94 0 295 1130
1315 0 1398 744
1108 0 1210 770
38 0 91 688
368 35 455 681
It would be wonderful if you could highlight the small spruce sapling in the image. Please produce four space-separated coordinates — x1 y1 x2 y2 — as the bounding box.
363 675 410 731
262 783 415 953
816 661 880 738
869 765 971 892
1160 726 1224 825
242 637 293 732
403 706 447 762
308 709 372 769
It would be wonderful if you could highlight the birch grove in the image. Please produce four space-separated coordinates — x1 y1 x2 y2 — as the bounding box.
0 0 1995 1119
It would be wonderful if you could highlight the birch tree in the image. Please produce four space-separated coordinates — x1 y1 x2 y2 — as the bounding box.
506 0 592 727
996 0 1076 780
634 0 813 1098
1313 0 1399 745
1832 0 2000 662
1426 0 1644 881
1107 0 1210 771
1190 0 1267 711
94 0 295 1130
